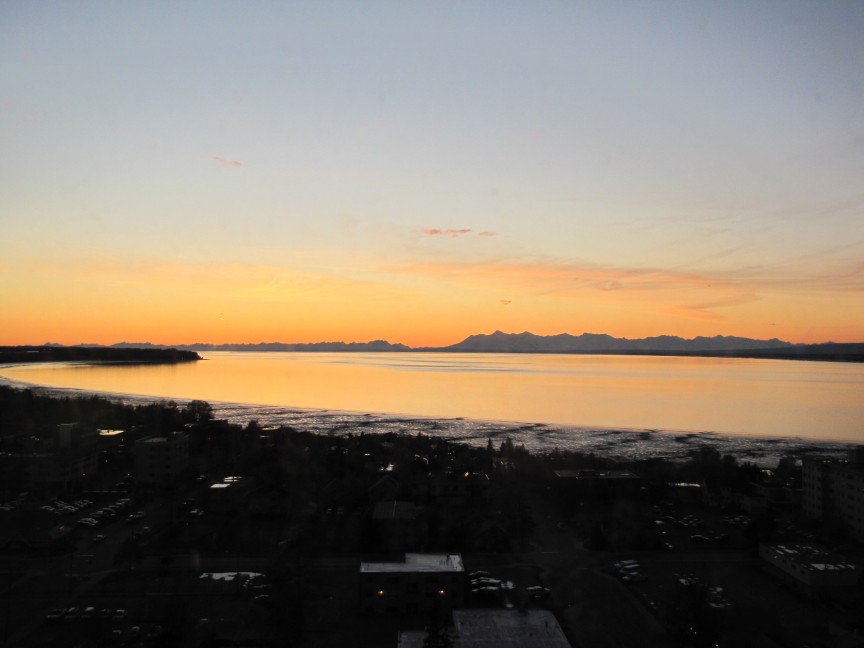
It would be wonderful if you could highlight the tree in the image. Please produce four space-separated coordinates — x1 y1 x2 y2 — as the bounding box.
185 400 213 425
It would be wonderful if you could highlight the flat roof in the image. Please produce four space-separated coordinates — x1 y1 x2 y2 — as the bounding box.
361 553 463 574
553 469 639 480
453 609 572 648
138 432 187 444
763 544 859 572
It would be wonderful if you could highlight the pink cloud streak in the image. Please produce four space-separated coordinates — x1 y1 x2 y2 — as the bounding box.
213 156 242 168
423 228 497 238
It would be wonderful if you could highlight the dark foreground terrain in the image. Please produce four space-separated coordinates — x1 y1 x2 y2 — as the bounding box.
1 385 862 647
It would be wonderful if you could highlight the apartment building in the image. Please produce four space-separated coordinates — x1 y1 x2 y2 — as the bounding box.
134 431 190 486
802 446 864 542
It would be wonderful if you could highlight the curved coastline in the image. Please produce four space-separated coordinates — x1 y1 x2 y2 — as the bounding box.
0 364 853 468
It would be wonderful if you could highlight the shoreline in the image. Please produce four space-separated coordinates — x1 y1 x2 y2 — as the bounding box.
0 372 853 468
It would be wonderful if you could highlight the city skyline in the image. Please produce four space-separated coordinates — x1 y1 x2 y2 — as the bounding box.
2 2 863 347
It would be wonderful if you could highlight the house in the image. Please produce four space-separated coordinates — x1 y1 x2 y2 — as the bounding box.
206 475 255 514
367 476 400 502
416 472 491 506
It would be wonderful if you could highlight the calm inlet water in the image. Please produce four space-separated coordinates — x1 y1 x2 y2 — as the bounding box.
1 352 862 443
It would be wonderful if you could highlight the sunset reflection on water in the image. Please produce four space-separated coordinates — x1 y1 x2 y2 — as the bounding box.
1 353 862 443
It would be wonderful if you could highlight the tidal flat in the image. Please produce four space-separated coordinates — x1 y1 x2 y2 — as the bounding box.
1 375 851 467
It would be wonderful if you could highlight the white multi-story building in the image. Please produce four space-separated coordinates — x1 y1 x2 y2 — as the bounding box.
802 446 864 542
360 553 465 615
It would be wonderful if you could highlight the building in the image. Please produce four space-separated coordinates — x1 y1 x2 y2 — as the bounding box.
759 543 861 595
0 423 98 494
554 469 641 499
97 429 127 461
206 475 254 513
134 432 189 486
415 472 492 507
398 609 572 648
802 446 864 542
359 553 465 615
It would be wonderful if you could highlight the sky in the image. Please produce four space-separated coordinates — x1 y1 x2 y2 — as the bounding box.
1 1 863 347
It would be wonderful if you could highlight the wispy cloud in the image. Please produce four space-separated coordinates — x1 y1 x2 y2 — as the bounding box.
212 156 242 168
424 228 473 238
386 258 759 323
385 254 864 330
422 228 498 239
390 259 728 293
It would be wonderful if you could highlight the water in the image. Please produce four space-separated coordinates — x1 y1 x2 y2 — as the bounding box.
1 352 861 462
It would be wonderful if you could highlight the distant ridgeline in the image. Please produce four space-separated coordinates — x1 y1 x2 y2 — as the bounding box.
14 333 864 362
0 346 201 364
424 331 864 362
156 340 412 352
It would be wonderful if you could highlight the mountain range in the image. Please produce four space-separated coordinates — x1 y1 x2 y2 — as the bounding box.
81 331 863 361
432 331 793 353
37 332 864 361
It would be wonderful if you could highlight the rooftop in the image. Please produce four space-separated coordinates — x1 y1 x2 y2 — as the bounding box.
361 553 463 574
398 609 571 648
454 609 572 648
138 431 187 444
553 469 639 480
762 544 859 572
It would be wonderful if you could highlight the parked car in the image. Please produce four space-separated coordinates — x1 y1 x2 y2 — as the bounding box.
526 586 550 600
614 560 638 569
45 609 64 624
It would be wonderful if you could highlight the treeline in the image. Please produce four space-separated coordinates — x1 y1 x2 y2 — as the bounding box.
0 346 200 364
0 386 212 440
0 381 781 498
491 436 775 496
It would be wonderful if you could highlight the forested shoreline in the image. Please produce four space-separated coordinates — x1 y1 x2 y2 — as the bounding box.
0 346 201 365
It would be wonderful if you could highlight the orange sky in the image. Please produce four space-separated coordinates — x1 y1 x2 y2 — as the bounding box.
2 3 863 347
0 250 861 347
